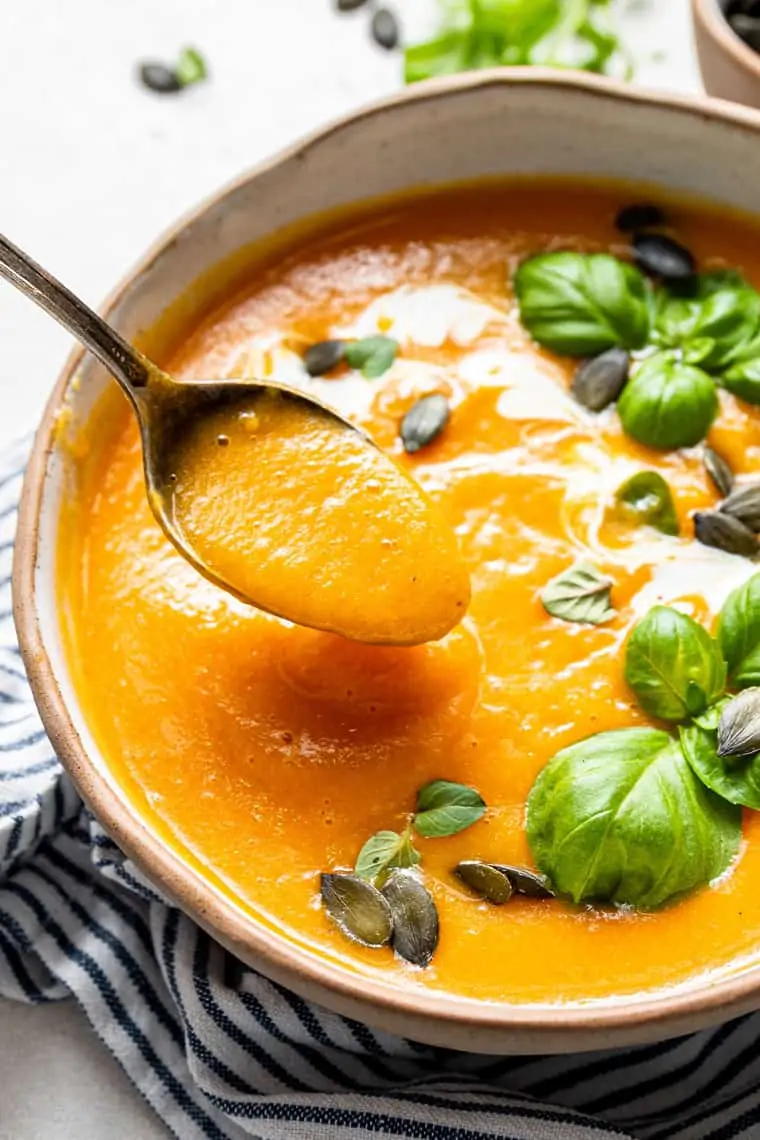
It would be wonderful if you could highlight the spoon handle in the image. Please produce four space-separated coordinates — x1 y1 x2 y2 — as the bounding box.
0 233 152 390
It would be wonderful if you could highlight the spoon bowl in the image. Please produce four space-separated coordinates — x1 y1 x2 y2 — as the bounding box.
0 233 469 644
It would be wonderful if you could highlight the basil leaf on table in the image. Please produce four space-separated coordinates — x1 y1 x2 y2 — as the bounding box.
680 701 760 809
717 571 760 688
615 471 679 536
344 336 398 379
514 252 651 356
413 780 486 838
617 352 718 449
355 829 421 883
526 727 741 908
625 605 726 721
540 561 615 626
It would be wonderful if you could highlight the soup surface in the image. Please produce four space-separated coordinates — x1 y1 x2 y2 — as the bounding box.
61 181 760 1004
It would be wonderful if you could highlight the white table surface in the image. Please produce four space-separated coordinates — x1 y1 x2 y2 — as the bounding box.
0 1 701 1136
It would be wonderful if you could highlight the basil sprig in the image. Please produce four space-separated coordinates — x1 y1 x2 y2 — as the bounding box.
514 252 651 356
513 252 760 449
526 727 740 908
354 780 485 885
625 605 726 721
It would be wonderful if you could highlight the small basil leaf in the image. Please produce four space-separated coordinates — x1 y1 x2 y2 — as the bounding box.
355 830 421 883
514 252 651 357
174 46 208 88
722 355 760 406
526 727 741 908
718 688 760 757
615 471 679 536
344 336 398 378
617 352 718 450
680 705 760 808
625 605 726 722
718 571 760 688
413 779 486 838
320 874 393 947
404 31 470 83
540 561 615 626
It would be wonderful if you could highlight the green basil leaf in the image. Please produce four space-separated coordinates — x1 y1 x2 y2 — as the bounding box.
355 830 421 883
413 780 485 838
526 727 741 908
717 571 760 688
615 471 679 536
540 561 615 625
617 352 718 449
722 351 760 406
680 703 760 808
514 252 651 356
344 336 398 379
625 605 726 721
174 46 208 88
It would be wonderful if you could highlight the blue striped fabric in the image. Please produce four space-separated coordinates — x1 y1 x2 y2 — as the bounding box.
1 437 760 1140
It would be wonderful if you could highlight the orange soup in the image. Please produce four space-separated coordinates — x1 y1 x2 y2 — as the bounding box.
60 181 760 1004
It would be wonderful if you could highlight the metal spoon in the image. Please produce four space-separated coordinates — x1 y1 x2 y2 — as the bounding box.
0 232 375 610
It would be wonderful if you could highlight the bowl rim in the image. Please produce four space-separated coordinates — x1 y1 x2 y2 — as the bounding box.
15 67 760 1049
693 0 760 79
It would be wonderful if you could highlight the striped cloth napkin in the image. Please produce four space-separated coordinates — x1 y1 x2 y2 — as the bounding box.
2 437 760 1140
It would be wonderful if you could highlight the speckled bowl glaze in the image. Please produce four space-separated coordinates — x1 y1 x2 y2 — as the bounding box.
693 0 760 108
15 70 760 1054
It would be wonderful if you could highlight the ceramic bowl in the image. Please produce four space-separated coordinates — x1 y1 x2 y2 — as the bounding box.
693 0 760 108
15 69 760 1054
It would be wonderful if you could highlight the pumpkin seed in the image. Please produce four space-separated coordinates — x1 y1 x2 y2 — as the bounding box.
571 347 630 412
320 873 393 947
615 204 665 233
491 864 555 899
381 872 439 967
303 339 346 377
139 63 182 93
704 446 734 498
694 510 759 557
718 688 760 757
400 393 450 454
455 861 512 904
633 233 696 281
336 0 369 9
720 483 760 532
371 7 399 49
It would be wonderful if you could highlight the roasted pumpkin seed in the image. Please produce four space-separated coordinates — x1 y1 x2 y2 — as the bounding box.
718 689 760 757
381 872 439 967
371 7 399 49
571 347 630 412
400 393 450 454
320 873 393 947
694 510 759 557
455 861 513 904
704 446 734 499
303 339 346 377
720 483 760 532
336 0 369 9
633 233 696 281
615 204 664 233
139 63 182 93
491 864 555 899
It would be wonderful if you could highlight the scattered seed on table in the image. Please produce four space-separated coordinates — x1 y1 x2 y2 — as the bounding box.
372 7 400 49
138 63 182 94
